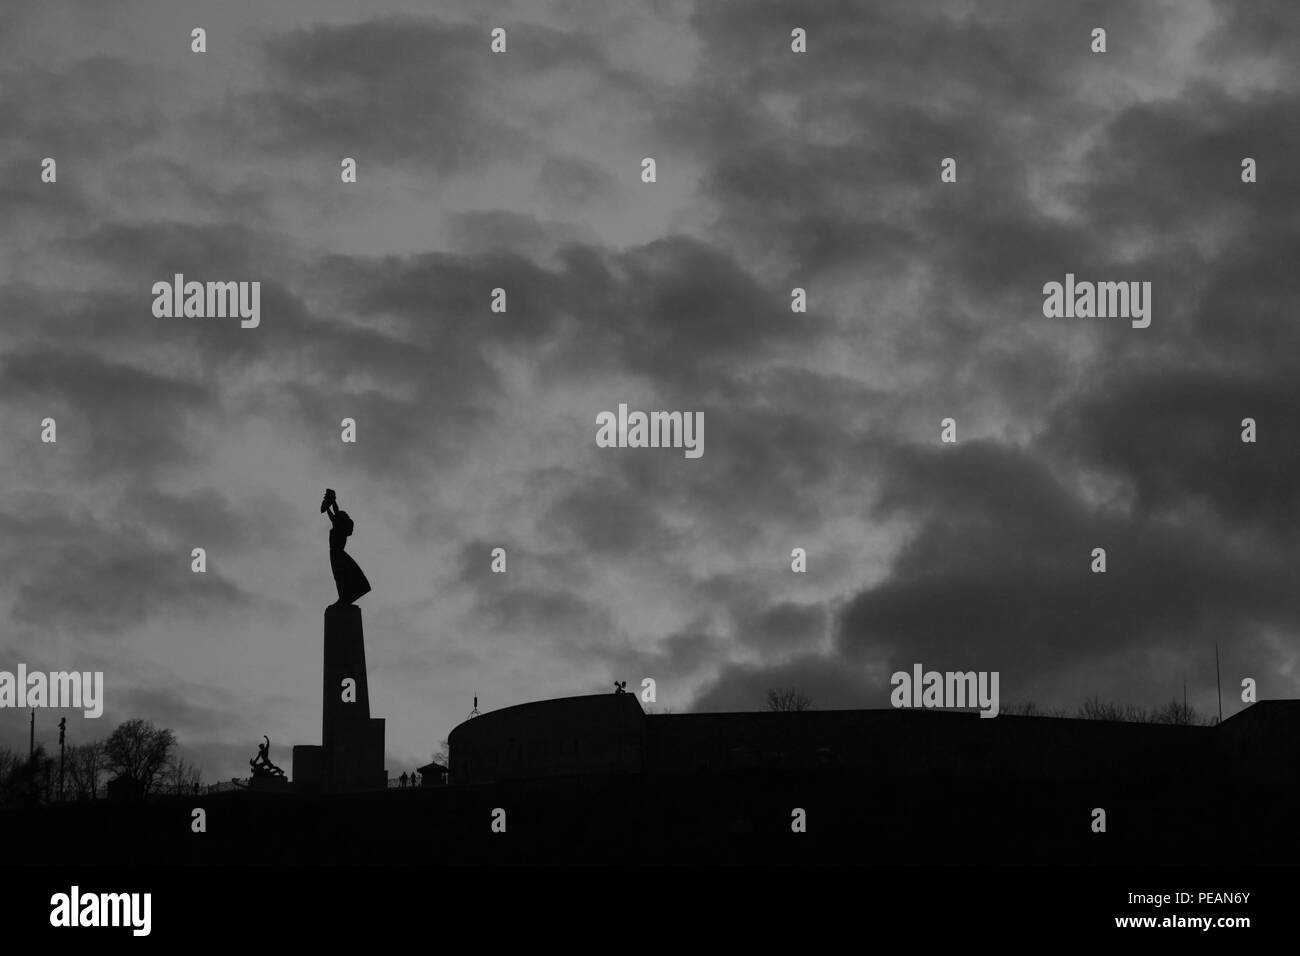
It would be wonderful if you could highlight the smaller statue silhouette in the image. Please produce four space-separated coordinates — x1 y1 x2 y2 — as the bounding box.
249 736 286 778
614 680 627 694
322 488 372 606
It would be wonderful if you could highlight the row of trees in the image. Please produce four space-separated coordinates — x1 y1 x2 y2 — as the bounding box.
1003 695 1214 725
765 687 813 712
0 718 202 807
764 688 1214 724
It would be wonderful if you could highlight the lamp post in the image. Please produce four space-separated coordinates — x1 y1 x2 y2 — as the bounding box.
58 717 67 801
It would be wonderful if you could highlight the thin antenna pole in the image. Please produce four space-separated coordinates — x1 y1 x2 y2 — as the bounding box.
1215 644 1223 723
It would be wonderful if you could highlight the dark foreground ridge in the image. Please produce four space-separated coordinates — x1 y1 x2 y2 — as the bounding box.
3 695 1296 866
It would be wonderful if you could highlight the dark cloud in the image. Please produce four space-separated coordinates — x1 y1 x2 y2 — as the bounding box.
118 487 292 553
541 481 674 557
454 538 616 645
537 154 620 206
0 57 165 157
1046 367 1300 531
0 159 93 229
111 682 254 745
327 232 822 392
478 585 616 645
836 439 1300 700
0 345 213 474
239 17 527 172
0 499 265 638
237 16 649 174
447 209 588 258
576 624 727 693
1206 0 1300 73
691 651 883 713
735 599 827 653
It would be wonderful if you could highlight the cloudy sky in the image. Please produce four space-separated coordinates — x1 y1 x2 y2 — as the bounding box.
2 0 1297 781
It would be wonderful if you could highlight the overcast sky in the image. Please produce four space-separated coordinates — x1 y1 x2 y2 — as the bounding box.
2 0 1298 781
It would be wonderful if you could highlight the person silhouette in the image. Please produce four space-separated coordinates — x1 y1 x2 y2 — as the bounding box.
321 488 372 606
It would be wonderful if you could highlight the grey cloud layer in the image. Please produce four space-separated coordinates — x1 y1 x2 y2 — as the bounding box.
2 1 1296 772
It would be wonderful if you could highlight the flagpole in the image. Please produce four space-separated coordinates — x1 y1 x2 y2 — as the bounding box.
1215 644 1223 724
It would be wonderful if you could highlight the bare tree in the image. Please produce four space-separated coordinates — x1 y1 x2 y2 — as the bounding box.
0 745 49 807
430 738 449 768
103 719 177 797
1001 701 1070 718
0 747 20 806
1150 697 1206 726
765 687 812 712
65 741 105 800
1077 696 1208 725
0 747 18 784
1077 696 1147 722
166 755 204 795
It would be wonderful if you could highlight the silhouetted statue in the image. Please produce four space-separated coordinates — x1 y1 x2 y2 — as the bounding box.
250 736 286 778
614 680 627 694
322 488 371 606
399 771 409 788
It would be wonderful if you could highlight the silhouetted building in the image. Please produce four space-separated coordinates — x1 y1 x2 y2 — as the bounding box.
416 761 448 787
447 693 1300 790
449 694 644 785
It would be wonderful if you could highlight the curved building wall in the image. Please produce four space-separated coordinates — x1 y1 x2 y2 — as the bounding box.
447 695 1298 790
449 693 646 786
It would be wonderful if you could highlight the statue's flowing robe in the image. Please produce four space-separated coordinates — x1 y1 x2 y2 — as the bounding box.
329 513 372 604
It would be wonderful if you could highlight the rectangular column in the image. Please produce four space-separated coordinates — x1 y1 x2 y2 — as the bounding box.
321 604 385 791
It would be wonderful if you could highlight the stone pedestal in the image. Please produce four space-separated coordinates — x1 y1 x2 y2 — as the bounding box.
292 745 322 791
324 604 372 740
292 605 386 792
328 718 386 791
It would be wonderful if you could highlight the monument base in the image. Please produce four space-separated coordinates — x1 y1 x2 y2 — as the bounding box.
292 604 387 793
325 718 386 792
293 745 323 792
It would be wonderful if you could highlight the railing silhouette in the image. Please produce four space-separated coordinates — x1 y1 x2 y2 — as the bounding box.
38 775 451 802
38 778 246 802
